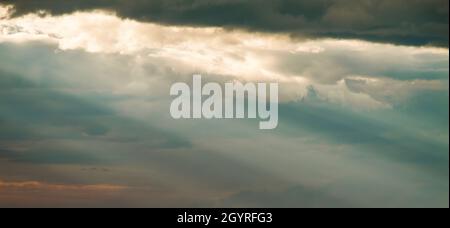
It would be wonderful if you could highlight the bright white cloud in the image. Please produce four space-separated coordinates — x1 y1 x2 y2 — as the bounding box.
0 5 448 110
0 4 12 19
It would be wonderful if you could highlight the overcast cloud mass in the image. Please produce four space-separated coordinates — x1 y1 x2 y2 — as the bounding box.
0 1 448 208
3 0 449 47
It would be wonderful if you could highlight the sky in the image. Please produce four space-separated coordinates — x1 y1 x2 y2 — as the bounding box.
0 1 448 208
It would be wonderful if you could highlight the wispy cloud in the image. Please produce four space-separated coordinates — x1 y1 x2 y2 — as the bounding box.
0 179 127 191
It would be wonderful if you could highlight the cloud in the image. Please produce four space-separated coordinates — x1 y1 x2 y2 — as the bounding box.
1 9 447 110
0 178 126 207
0 5 448 207
0 179 127 191
0 176 228 207
221 185 350 208
2 0 448 47
0 179 131 207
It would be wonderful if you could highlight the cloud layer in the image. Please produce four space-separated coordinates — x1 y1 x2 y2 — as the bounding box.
0 5 448 207
2 0 449 47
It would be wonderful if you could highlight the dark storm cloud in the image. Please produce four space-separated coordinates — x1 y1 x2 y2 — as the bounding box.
3 0 449 47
